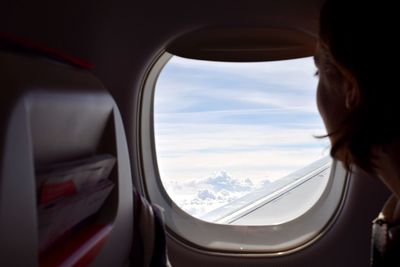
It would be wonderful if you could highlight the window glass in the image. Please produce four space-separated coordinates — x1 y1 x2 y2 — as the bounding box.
154 56 331 225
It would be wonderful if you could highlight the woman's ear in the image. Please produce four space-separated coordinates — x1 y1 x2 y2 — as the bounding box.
345 86 358 109
343 74 360 110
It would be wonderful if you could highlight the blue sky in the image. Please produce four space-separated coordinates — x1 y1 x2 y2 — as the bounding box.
154 56 330 182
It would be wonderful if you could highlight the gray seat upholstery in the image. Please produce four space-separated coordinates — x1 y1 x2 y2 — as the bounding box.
0 49 133 267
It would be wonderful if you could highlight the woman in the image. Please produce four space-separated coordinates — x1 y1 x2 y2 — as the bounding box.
315 0 400 265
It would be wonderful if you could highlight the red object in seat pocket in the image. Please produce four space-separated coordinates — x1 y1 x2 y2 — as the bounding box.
40 180 77 204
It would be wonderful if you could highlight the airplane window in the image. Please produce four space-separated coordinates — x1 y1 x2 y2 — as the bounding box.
153 56 332 225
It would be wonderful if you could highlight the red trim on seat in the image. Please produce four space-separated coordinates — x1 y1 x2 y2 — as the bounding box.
0 32 94 69
39 224 112 267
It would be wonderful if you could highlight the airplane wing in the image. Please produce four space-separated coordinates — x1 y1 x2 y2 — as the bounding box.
200 156 332 225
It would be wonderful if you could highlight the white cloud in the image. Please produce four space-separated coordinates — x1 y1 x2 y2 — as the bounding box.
157 147 329 182
156 85 317 114
164 171 260 217
167 56 317 89
155 123 327 153
155 122 329 181
155 56 319 114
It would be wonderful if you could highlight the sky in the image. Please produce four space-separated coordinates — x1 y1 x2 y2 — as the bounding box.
154 56 330 184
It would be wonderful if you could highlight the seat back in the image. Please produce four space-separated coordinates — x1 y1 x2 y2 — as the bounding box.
0 44 133 267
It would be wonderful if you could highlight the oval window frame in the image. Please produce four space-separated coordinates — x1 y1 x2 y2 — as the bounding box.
139 52 349 255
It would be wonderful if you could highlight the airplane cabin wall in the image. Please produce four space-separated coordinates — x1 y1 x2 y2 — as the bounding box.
0 0 390 266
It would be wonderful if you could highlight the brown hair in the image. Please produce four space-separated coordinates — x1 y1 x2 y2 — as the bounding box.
318 0 399 172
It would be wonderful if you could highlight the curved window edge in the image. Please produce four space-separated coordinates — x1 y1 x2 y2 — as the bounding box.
139 52 350 255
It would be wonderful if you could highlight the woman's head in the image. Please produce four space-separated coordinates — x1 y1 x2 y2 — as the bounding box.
316 0 399 172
